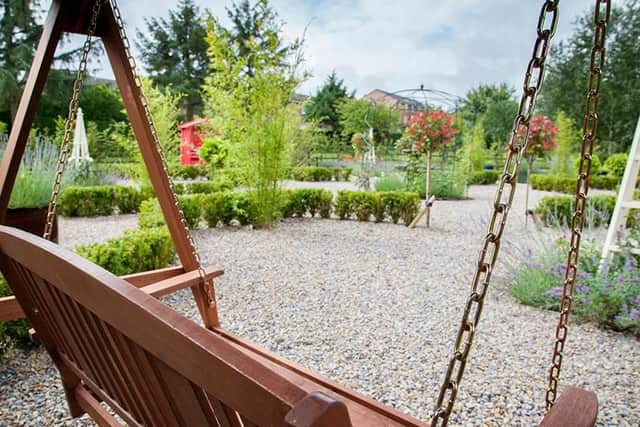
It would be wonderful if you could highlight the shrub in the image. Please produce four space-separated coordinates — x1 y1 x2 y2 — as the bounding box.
75 228 175 276
508 239 640 336
59 186 117 216
169 164 208 179
573 154 602 174
59 185 153 217
603 153 628 178
335 190 419 225
375 175 406 192
530 174 618 193
139 196 203 229
289 166 352 182
282 189 334 218
535 194 616 227
202 192 241 227
469 170 500 185
0 276 37 357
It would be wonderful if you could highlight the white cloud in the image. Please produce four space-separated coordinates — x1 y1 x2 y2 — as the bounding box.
87 0 589 100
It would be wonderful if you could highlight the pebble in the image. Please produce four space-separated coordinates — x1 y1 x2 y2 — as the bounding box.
0 185 637 426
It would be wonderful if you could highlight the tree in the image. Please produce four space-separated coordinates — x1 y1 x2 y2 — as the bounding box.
540 1 640 155
222 0 301 79
136 0 209 120
551 110 580 175
337 99 402 149
463 118 487 173
79 84 126 131
460 83 515 126
0 1 42 123
304 71 351 140
203 1 305 227
483 97 518 146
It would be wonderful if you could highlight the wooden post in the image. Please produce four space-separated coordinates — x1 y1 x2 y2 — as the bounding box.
525 156 533 228
0 1 64 222
425 149 432 228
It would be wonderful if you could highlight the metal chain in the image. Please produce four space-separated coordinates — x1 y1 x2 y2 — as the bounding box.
430 2 560 425
43 0 103 240
545 0 611 410
108 0 214 304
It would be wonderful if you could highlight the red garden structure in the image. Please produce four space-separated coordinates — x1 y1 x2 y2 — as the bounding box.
179 118 208 165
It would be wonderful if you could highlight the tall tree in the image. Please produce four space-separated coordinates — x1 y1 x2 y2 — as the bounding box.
222 0 301 79
136 0 209 120
460 83 515 126
337 99 402 148
304 71 351 140
0 1 43 123
551 110 580 175
540 1 640 155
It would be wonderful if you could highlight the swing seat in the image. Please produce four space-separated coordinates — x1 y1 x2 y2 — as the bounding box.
0 225 427 426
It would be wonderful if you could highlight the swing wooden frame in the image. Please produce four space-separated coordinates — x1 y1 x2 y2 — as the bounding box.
0 0 606 426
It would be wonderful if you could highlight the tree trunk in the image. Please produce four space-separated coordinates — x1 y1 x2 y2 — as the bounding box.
525 156 533 228
426 149 432 227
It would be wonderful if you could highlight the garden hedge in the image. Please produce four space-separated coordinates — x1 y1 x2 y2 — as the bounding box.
75 228 175 276
290 166 353 182
469 170 500 185
59 185 153 217
335 190 420 225
530 174 618 193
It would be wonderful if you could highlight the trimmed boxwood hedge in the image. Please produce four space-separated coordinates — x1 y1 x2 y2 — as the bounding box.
290 166 353 182
530 174 618 193
535 194 617 227
59 185 153 217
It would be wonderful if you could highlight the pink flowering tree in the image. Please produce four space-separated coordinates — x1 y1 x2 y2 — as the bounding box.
519 115 558 224
397 110 459 226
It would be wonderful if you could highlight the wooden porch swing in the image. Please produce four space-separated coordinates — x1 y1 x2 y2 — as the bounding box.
0 0 608 426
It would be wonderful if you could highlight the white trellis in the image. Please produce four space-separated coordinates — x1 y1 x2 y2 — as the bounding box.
69 108 92 164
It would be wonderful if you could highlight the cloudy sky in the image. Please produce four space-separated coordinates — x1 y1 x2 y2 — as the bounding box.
87 0 591 99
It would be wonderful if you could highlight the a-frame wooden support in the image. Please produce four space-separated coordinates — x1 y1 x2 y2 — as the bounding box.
0 0 219 327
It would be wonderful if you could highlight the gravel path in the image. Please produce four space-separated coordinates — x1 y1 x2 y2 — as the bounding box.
1 185 637 426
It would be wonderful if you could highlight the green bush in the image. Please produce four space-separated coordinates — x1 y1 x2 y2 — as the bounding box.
203 192 233 227
59 185 153 217
573 154 602 174
138 196 203 229
176 180 234 195
375 175 406 192
0 276 37 357
603 153 628 178
335 190 419 225
59 186 117 216
75 228 175 276
508 239 640 336
530 174 618 193
169 164 208 179
535 194 616 227
469 170 500 185
282 189 334 218
290 166 353 182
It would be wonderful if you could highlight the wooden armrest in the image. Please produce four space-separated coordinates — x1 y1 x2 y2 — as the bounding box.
540 386 598 427
140 267 224 298
0 296 25 321
121 265 185 287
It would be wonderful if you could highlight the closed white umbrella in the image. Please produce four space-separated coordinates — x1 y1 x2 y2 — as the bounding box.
69 108 92 163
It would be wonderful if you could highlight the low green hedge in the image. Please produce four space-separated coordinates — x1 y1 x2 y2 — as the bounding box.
169 164 208 179
139 195 205 229
75 228 175 276
290 166 353 182
469 170 500 185
59 185 153 217
335 190 420 225
535 194 617 227
282 188 333 219
174 179 234 195
530 174 618 193
0 276 35 358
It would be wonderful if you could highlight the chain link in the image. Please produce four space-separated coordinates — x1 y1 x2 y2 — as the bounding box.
43 0 102 240
545 0 611 411
430 2 559 425
108 0 214 304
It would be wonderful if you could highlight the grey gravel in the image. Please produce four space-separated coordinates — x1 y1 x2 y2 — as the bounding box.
1 185 638 426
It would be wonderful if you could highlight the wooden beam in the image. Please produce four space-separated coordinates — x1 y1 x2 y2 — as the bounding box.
95 4 220 328
0 296 25 322
0 0 64 221
140 267 224 299
121 266 185 288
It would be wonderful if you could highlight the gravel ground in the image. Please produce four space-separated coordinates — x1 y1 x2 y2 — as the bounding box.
1 184 638 426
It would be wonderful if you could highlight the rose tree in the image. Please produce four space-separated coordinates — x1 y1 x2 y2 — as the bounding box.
398 110 459 227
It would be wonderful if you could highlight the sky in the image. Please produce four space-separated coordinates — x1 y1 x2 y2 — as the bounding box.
83 0 591 100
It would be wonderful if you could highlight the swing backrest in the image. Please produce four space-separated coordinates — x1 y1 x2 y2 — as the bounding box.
0 226 351 427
